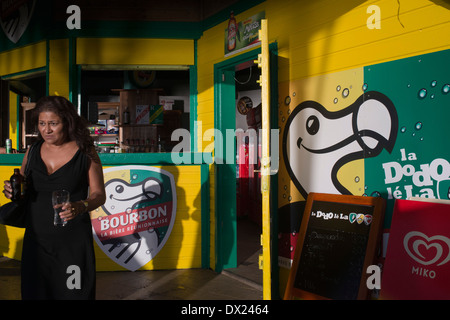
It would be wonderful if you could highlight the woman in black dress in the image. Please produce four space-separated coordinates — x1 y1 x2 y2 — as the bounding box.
3 96 106 299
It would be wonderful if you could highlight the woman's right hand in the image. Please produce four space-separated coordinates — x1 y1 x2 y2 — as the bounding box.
3 180 12 199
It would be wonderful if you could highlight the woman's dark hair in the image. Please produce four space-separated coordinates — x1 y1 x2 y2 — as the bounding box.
32 96 98 162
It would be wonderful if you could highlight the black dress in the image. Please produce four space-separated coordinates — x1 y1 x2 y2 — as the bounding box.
21 141 96 300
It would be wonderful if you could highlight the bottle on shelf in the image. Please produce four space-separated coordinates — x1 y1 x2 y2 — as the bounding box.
115 109 120 125
157 135 164 152
123 107 130 124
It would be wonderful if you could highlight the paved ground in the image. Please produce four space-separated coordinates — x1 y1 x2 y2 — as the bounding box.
0 254 263 300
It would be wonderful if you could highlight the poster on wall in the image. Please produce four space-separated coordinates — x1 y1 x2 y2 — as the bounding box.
91 165 177 271
363 50 450 228
380 199 450 300
278 49 450 268
224 11 264 57
0 0 36 43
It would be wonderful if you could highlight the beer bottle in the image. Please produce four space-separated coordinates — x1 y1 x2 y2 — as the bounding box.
10 168 24 201
227 11 237 52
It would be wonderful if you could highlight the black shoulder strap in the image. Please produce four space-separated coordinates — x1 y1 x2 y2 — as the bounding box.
25 142 37 177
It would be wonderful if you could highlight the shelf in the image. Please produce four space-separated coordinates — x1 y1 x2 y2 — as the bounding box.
119 123 162 128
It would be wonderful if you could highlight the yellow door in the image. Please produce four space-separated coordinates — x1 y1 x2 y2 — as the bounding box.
256 19 271 300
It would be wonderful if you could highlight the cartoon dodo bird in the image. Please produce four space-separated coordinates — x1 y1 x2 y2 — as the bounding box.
283 91 398 198
100 177 163 270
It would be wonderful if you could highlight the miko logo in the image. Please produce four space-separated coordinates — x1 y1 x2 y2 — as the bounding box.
404 231 450 279
403 231 450 266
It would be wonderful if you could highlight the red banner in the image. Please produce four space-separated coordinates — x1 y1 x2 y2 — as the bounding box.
92 202 173 242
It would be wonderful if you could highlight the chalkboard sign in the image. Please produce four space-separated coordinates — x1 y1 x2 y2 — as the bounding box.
284 193 385 300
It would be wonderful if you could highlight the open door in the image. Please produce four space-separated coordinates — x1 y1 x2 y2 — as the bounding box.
215 19 277 300
257 19 272 300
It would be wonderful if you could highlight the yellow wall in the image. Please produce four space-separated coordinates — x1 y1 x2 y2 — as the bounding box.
195 0 450 294
0 166 24 260
76 38 195 66
197 0 450 135
0 42 45 260
0 163 204 271
0 41 46 76
272 0 450 82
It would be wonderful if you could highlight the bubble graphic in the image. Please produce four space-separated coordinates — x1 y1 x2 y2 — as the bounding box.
333 98 338 104
415 122 423 130
336 85 341 92
284 96 291 105
443 84 450 94
418 88 427 99
362 83 368 91
370 191 381 197
431 80 437 87
400 127 406 133
342 88 349 98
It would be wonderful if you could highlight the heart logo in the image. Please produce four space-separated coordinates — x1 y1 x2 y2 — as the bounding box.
364 214 373 225
403 231 450 267
0 0 35 43
349 213 357 223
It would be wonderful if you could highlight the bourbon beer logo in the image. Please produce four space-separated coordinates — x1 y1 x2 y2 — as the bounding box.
0 0 35 43
91 166 177 271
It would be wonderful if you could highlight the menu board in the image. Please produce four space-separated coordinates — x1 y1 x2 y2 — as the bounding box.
284 193 385 300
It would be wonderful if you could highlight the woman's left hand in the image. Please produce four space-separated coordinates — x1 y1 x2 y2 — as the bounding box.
58 201 85 222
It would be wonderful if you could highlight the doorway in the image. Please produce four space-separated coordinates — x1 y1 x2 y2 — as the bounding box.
214 43 278 294
232 61 263 285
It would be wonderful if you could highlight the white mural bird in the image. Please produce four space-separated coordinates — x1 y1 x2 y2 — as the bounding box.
283 91 398 197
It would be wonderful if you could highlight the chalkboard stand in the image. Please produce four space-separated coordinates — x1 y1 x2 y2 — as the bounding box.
284 193 385 300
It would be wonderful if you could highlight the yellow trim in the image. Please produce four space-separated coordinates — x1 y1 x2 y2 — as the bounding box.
0 41 46 76
259 19 272 300
9 91 18 149
48 39 70 98
76 38 194 66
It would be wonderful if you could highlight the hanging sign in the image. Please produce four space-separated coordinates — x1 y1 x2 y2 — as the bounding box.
224 11 265 57
380 199 450 300
91 165 177 271
284 193 385 300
